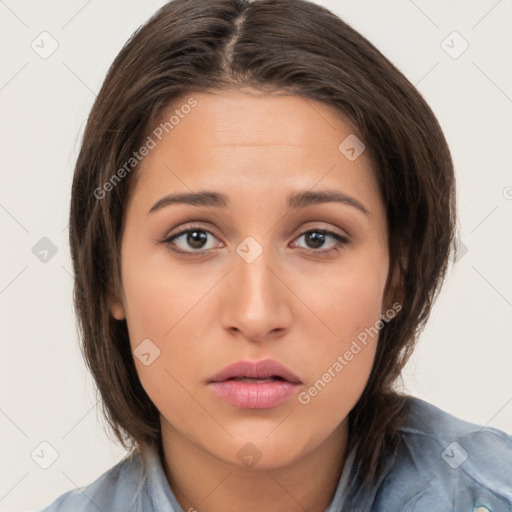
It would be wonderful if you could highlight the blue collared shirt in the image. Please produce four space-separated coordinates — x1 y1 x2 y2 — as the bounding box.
39 396 512 511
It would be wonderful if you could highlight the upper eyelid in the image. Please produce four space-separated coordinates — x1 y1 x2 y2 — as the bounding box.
167 223 347 236
167 225 220 242
166 224 349 246
167 219 350 236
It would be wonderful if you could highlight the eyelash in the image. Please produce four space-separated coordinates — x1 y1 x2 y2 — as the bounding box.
160 225 350 257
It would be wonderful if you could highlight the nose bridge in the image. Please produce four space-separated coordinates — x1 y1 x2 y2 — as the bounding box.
222 236 290 338
235 238 279 309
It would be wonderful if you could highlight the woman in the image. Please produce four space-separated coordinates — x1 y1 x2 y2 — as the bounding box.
40 0 512 510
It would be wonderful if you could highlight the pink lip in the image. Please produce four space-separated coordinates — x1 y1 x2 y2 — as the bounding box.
209 380 301 409
207 359 302 409
208 359 302 383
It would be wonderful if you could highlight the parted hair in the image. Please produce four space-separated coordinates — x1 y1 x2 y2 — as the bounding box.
69 0 456 493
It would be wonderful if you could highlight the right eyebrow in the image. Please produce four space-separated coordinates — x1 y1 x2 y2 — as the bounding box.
147 191 228 216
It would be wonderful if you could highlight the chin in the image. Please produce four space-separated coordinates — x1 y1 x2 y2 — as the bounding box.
218 434 310 471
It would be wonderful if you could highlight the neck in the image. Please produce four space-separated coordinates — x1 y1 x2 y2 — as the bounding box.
159 419 349 512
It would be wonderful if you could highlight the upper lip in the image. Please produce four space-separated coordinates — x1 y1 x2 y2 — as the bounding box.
208 359 302 384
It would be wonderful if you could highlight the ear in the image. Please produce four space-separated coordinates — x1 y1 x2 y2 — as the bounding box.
383 252 407 312
107 288 126 320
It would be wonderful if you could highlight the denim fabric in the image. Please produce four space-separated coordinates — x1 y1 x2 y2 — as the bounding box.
39 396 512 511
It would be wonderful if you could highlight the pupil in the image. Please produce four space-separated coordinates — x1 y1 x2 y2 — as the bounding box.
188 230 207 249
307 232 324 249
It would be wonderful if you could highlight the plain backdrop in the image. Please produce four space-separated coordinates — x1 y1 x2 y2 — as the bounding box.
0 1 511 510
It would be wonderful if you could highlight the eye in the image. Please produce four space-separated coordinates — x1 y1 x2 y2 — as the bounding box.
292 229 349 254
163 227 222 254
161 225 349 256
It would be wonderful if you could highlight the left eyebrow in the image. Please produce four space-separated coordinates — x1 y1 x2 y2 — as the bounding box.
287 190 369 215
147 189 369 216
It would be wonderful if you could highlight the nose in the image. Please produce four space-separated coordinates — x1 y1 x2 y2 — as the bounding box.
220 246 293 343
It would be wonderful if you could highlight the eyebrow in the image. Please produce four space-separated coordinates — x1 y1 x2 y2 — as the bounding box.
147 189 369 216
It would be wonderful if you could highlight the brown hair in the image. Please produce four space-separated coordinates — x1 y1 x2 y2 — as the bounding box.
69 0 456 493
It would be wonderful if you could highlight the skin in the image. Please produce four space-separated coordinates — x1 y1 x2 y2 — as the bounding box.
108 88 398 512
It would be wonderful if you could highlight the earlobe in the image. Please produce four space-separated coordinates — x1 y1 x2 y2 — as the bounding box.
107 290 126 320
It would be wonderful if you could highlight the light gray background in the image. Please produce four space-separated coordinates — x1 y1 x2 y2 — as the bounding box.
1 1 511 510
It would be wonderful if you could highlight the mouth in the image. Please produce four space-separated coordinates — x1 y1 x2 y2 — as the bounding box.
224 376 288 383
207 359 302 409
207 359 302 384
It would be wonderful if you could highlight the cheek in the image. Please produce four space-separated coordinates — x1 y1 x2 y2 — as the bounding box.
297 245 388 346
119 246 218 407
293 284 381 439
120 246 206 345
291 248 387 416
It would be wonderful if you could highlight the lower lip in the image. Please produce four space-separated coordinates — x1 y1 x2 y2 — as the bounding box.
208 379 301 409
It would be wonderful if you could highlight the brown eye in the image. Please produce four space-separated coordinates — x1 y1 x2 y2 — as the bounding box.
294 229 349 253
304 231 327 249
184 230 208 249
164 227 221 253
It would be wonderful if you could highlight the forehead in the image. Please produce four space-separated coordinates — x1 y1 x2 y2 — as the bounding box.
132 89 379 212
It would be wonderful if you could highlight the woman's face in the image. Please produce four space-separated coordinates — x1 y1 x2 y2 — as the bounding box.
109 88 392 469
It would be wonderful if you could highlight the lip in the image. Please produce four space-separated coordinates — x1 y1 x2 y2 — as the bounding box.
208 359 302 384
207 359 302 409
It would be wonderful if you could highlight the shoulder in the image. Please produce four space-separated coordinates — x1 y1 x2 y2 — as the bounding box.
37 451 146 512
374 396 512 511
